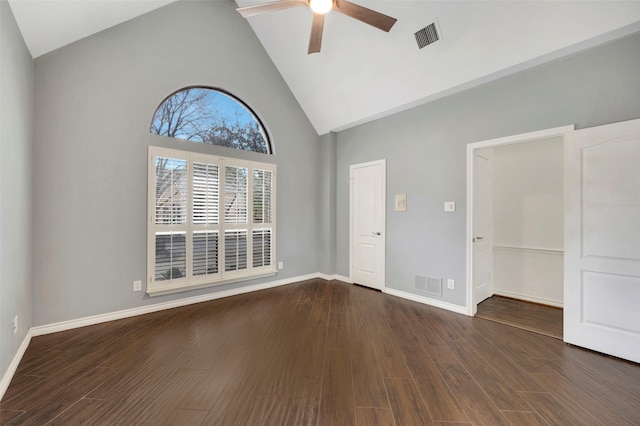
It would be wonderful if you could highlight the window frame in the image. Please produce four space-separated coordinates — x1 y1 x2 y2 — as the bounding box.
147 146 276 296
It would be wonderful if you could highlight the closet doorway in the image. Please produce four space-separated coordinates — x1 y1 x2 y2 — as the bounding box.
466 126 573 337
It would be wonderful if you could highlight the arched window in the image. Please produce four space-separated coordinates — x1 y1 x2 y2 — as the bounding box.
147 87 276 296
150 87 271 154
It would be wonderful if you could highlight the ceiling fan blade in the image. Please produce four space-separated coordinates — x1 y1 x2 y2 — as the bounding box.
308 13 325 54
237 0 308 18
335 0 397 32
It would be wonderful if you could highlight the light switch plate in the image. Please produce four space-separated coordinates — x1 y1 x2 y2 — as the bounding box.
395 194 407 212
444 201 456 212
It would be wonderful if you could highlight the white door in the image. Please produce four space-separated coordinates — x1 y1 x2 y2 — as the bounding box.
350 160 386 290
474 153 493 305
565 118 640 363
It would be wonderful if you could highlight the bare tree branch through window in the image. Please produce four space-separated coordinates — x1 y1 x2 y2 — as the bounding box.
151 87 271 154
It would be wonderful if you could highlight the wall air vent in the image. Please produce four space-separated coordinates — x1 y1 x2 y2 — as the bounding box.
414 22 440 49
415 275 428 292
415 275 443 297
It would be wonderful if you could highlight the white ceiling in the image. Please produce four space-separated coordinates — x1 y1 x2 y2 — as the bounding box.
8 0 640 134
8 0 179 58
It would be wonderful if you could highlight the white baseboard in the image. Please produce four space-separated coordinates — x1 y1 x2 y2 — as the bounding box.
383 287 468 315
317 277 467 315
307 273 353 284
4 273 465 402
0 330 32 401
316 273 335 281
317 273 352 283
31 274 466 339
493 290 563 308
333 274 352 283
31 273 320 337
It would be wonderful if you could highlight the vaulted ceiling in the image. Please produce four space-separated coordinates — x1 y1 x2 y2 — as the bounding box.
8 0 640 134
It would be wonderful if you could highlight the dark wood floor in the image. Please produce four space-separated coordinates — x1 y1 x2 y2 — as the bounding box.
2 280 639 425
476 296 563 339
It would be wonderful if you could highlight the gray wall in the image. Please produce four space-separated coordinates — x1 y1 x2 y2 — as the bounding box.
1 0 34 381
32 1 322 325
317 132 337 275
335 33 640 307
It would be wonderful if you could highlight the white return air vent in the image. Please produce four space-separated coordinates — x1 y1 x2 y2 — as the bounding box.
415 275 443 297
414 22 440 49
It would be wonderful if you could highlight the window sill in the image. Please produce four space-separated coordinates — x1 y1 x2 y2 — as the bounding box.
146 270 277 297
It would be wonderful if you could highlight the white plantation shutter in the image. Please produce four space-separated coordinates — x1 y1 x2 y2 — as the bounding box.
193 162 219 225
252 168 273 269
155 232 186 280
193 231 218 276
192 161 219 279
155 157 187 225
253 228 272 267
148 147 276 296
224 165 249 274
253 169 272 224
224 230 248 271
153 156 187 281
224 166 248 224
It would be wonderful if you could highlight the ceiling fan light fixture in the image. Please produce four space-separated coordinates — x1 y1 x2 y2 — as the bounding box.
309 0 333 15
237 0 397 53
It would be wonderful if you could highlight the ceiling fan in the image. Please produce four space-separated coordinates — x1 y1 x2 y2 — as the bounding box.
237 0 397 54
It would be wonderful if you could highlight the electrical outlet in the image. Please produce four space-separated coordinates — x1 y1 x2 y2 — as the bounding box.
278 261 283 270
133 280 142 292
444 201 456 212
11 315 18 335
447 279 455 290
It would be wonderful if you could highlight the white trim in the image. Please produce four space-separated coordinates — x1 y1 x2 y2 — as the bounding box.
493 245 564 256
466 125 574 316
27 271 473 339
0 330 32 401
31 273 317 337
383 288 468 316
3 272 467 400
315 273 334 281
493 290 563 308
468 125 575 150
333 274 353 283
316 273 353 283
147 272 277 297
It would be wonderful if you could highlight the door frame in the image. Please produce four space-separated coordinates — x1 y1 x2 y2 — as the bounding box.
349 159 386 290
465 125 574 316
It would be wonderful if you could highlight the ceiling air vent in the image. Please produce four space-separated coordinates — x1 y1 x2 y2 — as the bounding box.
414 22 440 49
